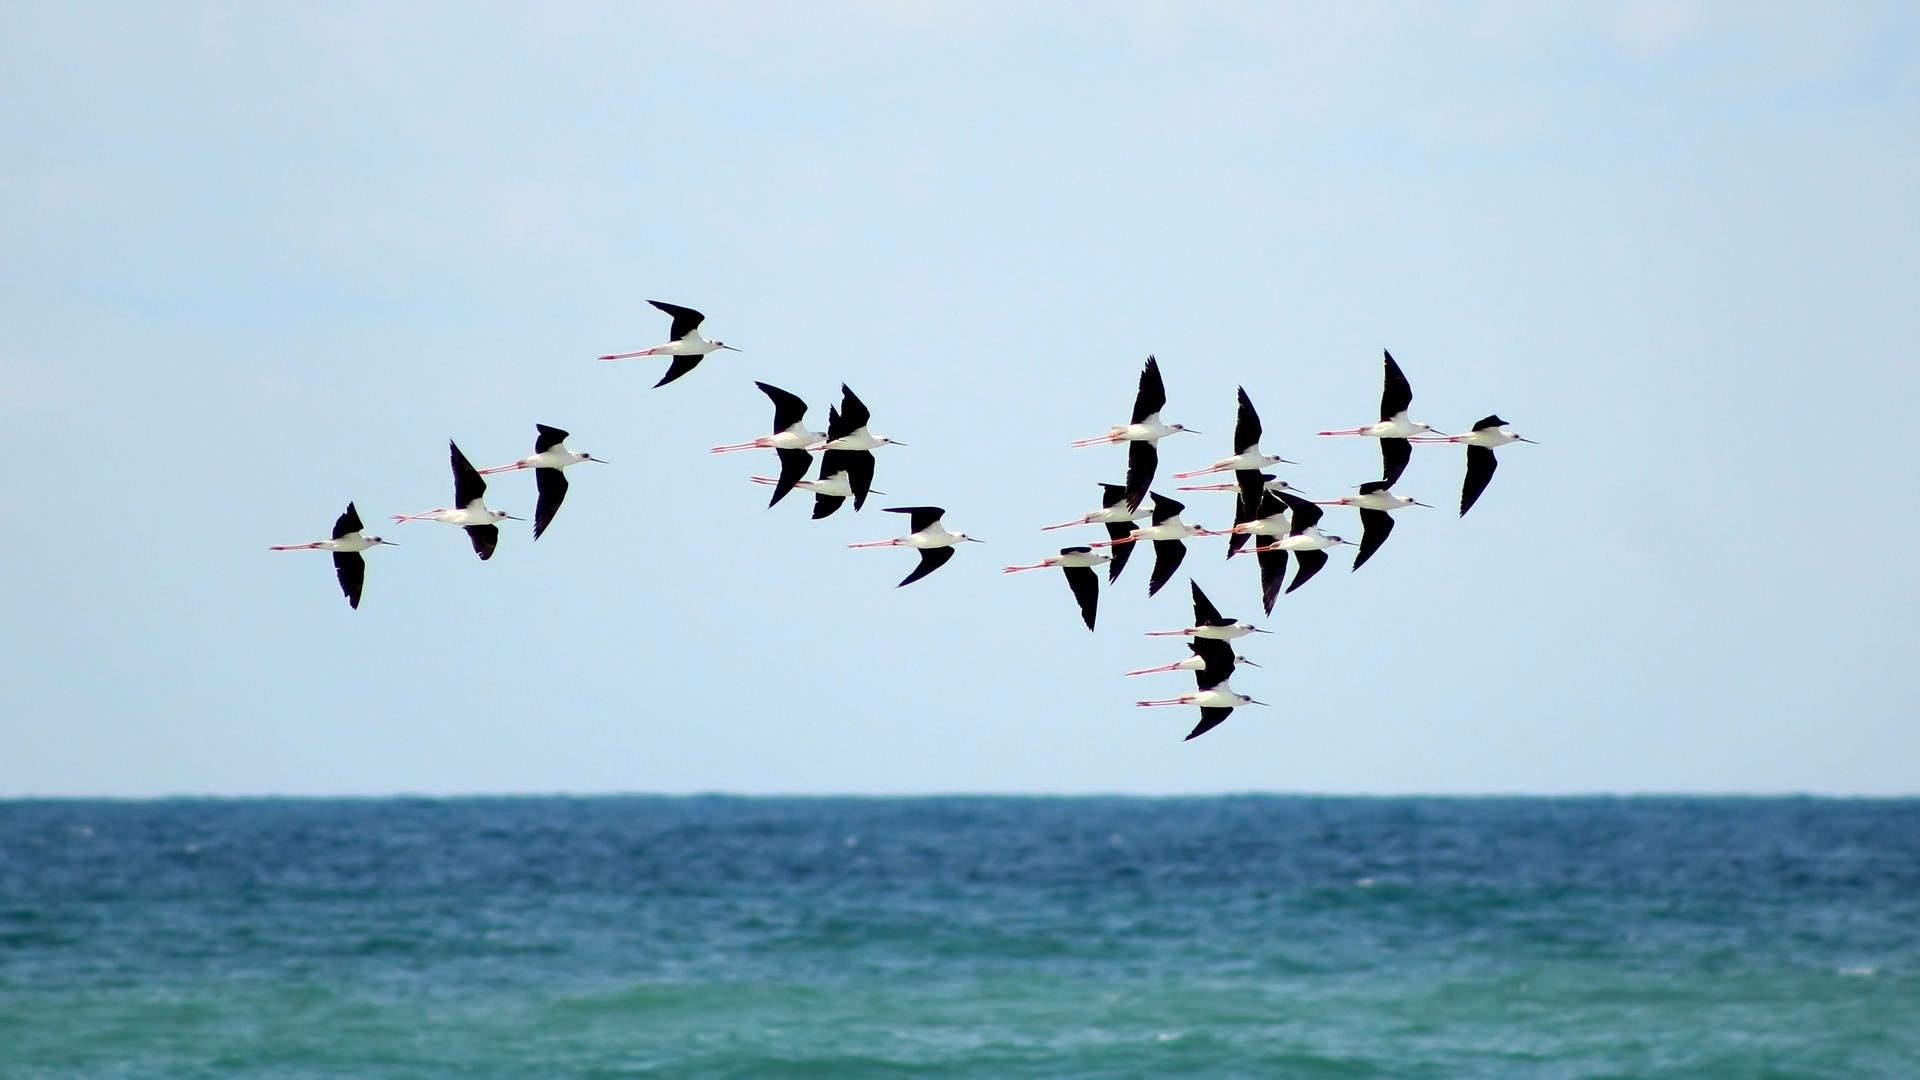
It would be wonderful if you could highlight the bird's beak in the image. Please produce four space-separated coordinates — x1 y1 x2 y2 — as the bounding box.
887 440 909 447
588 455 611 464
1239 658 1262 668
1276 457 1297 465
1412 500 1433 508
504 514 525 521
1517 436 1540 444
379 540 399 546
1250 627 1272 634
719 344 742 351
1248 699 1271 707
964 537 985 543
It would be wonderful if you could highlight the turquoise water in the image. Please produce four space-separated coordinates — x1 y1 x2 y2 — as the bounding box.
1 797 1915 1077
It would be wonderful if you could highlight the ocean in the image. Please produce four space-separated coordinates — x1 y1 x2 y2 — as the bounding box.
1 797 1914 1078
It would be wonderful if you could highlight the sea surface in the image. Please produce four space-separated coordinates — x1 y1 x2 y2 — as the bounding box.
1 797 1915 1078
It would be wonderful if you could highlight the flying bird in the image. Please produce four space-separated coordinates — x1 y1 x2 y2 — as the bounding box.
1317 350 1445 486
270 502 393 609
1135 638 1263 740
1254 492 1353 600
1071 356 1199 510
1124 638 1260 678
1089 492 1210 597
1002 546 1112 631
1412 415 1537 516
849 506 982 587
392 441 520 560
1040 482 1151 583
1173 387 1293 478
477 425 607 539
597 300 738 387
1143 581 1269 641
750 467 866 519
817 385 904 512
1314 481 1430 571
714 382 827 506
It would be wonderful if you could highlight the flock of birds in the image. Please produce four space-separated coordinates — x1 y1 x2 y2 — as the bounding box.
274 300 1535 741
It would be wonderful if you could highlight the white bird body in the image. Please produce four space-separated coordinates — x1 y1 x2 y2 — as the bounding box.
272 532 386 553
1003 548 1112 573
1144 621 1264 641
1181 447 1284 475
1124 653 1257 677
1320 489 1421 511
1136 682 1257 710
902 521 966 550
1087 412 1191 446
821 426 899 452
1324 413 1432 440
399 499 508 528
1177 475 1300 495
1041 500 1150 532
1227 509 1291 543
1104 513 1207 547
758 470 853 499
1416 423 1529 448
483 445 600 474
1275 525 1347 553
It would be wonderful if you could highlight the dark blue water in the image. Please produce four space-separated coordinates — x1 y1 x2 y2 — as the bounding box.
2 797 1916 1078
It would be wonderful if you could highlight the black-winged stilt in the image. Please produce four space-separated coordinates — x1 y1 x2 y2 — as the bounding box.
393 442 520 560
270 502 393 609
1039 482 1151 584
1314 481 1430 571
1317 350 1445 486
1143 581 1269 641
849 506 982 587
1173 387 1293 478
1412 415 1536 516
715 382 826 507
1135 638 1264 740
1002 545 1111 631
1071 356 1198 510
477 425 606 539
1088 492 1210 597
818 385 903 513
597 300 738 387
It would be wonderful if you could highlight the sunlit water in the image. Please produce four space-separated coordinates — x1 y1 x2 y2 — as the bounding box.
2 797 1915 1078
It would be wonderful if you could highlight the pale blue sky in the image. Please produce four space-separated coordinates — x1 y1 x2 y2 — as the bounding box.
3 2 1916 796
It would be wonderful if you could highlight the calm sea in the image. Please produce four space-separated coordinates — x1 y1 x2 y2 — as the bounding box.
1 797 1915 1078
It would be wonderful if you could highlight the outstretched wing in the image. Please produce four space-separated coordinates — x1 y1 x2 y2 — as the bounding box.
1062 565 1099 631
770 448 812 506
533 424 569 454
649 300 705 341
1352 508 1393 571
1186 707 1235 741
1474 415 1506 431
1148 538 1187 597
844 451 876 512
1380 349 1413 421
836 385 872 434
1105 522 1137 583
533 468 569 540
886 505 946 533
756 382 809 434
1287 548 1328 593
1191 637 1236 689
1099 482 1131 510
1227 470 1265 559
1191 580 1225 626
450 442 487 508
811 492 846 519
1380 437 1411 486
1131 355 1166 424
1125 440 1157 512
1257 544 1288 615
332 502 363 540
466 524 499 561
1461 444 1499 517
898 545 955 587
653 355 704 388
1278 492 1322 532
332 551 364 609
1234 387 1262 455
1148 492 1185 526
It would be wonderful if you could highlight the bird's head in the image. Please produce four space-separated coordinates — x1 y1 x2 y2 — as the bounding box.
877 432 907 447
1171 424 1200 435
368 535 393 547
583 452 611 464
1235 655 1260 668
957 533 984 543
716 341 740 351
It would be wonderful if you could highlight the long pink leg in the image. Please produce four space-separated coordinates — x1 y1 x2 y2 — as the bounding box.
1316 428 1366 436
1135 697 1196 708
709 439 769 453
268 543 323 550
1001 563 1051 573
1177 482 1236 492
847 539 902 549
597 347 662 360
1123 661 1187 677
1143 627 1196 637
